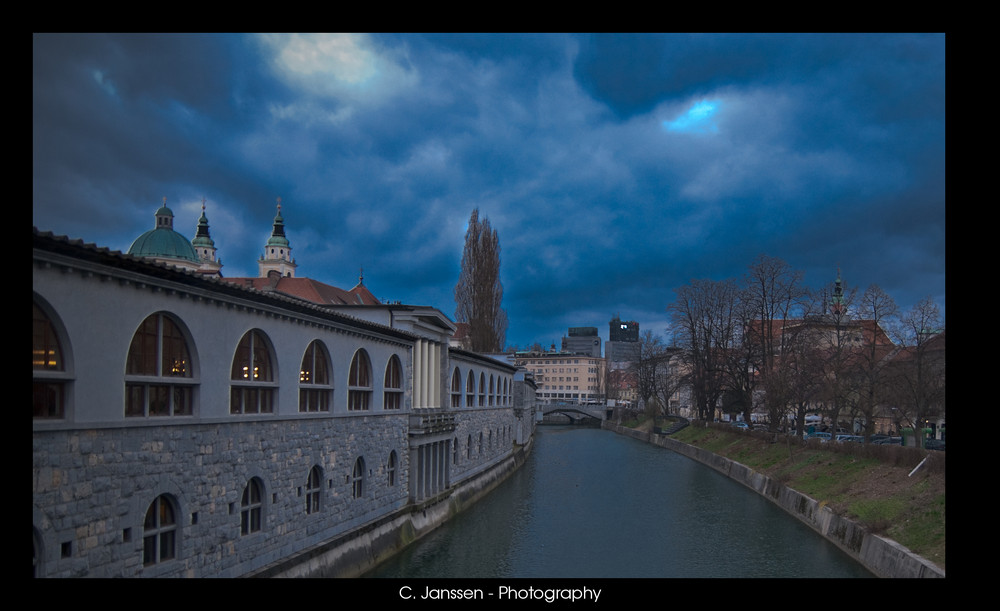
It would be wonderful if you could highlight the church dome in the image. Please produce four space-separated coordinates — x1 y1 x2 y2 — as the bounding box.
128 200 200 264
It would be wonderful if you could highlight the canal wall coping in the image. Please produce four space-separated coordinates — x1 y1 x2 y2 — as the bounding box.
605 423 944 579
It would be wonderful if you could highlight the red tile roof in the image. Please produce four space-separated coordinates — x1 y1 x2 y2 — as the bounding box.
219 275 381 306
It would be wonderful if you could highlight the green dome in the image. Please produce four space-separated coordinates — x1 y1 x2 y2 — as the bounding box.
128 202 200 263
128 227 200 262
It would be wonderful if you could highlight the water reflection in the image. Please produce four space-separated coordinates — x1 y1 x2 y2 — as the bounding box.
365 426 872 578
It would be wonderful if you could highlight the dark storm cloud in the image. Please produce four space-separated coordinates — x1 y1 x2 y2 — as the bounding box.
33 33 945 349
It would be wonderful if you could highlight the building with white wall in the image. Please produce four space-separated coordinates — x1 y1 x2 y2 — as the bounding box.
32 204 534 578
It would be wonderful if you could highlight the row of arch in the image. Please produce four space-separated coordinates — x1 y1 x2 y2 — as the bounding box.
449 366 514 409
33 299 407 418
34 298 515 419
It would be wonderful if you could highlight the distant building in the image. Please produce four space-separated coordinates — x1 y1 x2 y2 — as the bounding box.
606 315 640 367
561 326 601 357
511 349 605 405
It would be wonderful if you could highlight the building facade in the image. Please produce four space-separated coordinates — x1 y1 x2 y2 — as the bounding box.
561 326 602 357
511 350 605 405
32 209 534 578
606 315 640 367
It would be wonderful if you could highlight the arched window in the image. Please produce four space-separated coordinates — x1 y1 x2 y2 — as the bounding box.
453 437 459 465
489 375 495 406
126 313 194 417
230 330 275 414
143 495 177 566
348 350 372 411
451 368 462 408
387 451 398 486
33 527 42 577
299 341 332 412
240 478 264 535
383 355 402 410
305 466 322 514
352 457 365 499
478 432 483 454
466 370 475 407
33 300 69 419
478 373 486 406
467 434 472 460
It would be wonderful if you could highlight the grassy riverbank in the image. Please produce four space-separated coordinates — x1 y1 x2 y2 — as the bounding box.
630 418 945 572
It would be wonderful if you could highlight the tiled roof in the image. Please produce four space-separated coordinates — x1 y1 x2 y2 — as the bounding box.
219 276 381 307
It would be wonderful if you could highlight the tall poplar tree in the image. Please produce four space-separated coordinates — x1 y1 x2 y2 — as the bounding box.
454 208 507 352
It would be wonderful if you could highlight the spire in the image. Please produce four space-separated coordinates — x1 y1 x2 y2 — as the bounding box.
830 266 845 315
266 197 289 246
193 198 213 244
259 197 296 278
191 198 222 276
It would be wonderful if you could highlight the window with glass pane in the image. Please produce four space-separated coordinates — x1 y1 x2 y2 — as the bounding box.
125 313 194 417
33 302 67 418
306 466 321 514
299 341 331 412
387 451 397 486
143 495 176 566
451 368 462 408
230 331 274 415
383 355 402 410
352 457 365 498
241 479 263 535
466 371 475 407
348 350 371 411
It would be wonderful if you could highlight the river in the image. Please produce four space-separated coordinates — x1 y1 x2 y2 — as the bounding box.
364 425 873 578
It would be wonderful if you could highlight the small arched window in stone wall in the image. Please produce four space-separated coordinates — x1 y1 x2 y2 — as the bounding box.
143 494 178 565
387 451 397 486
241 478 264 535
306 466 322 514
352 457 366 498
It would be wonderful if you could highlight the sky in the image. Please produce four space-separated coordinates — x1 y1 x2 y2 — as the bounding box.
32 33 945 350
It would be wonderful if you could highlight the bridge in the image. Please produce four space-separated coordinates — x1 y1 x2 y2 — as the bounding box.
540 404 609 424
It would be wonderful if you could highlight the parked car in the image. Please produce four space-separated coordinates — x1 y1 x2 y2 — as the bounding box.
835 434 864 443
924 439 946 451
805 432 832 442
872 436 902 445
732 422 749 429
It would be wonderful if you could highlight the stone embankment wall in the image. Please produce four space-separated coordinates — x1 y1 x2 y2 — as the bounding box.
248 437 534 578
605 423 944 579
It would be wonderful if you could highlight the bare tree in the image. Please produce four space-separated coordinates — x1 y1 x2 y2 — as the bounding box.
454 208 507 352
853 284 898 437
668 278 739 422
739 255 807 428
886 297 945 447
629 330 680 425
